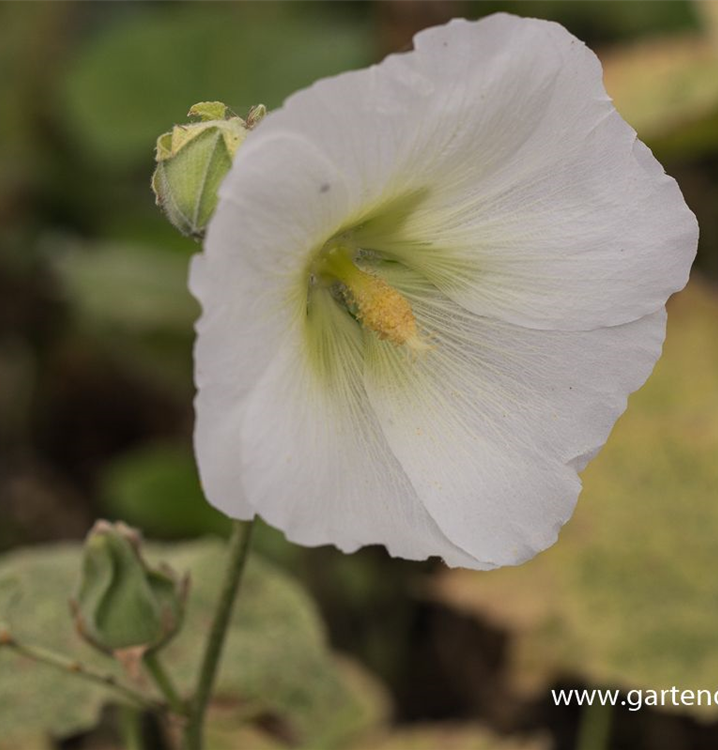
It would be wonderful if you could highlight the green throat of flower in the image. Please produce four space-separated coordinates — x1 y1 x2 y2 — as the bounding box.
311 243 430 353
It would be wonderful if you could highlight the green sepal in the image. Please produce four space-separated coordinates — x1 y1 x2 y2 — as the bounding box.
187 101 231 122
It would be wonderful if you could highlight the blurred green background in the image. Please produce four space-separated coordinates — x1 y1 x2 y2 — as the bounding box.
1 2 718 750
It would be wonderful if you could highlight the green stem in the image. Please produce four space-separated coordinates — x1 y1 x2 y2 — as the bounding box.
119 705 145 750
576 701 613 750
144 651 186 716
0 633 161 714
183 519 255 750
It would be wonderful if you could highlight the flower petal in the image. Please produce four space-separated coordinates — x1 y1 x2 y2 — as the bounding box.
363 266 667 566
194 130 485 566
191 134 352 520
253 14 697 330
237 288 485 568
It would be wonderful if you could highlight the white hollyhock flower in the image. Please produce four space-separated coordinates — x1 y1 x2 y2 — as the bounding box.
190 14 697 570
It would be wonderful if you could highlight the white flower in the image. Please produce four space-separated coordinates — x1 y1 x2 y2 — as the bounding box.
189 14 697 570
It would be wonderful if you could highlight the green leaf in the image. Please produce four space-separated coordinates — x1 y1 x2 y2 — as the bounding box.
0 540 386 745
61 4 371 169
205 657 390 750
430 281 718 717
206 721 287 750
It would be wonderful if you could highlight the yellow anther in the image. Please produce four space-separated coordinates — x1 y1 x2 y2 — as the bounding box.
346 272 430 351
314 246 430 352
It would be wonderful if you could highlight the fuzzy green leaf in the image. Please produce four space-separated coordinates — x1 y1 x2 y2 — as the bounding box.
0 540 386 744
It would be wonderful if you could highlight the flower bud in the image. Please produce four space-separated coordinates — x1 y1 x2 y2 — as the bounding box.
151 101 254 239
72 521 187 656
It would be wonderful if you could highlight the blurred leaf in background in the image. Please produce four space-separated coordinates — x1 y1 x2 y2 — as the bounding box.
349 724 551 750
51 239 198 396
60 3 373 170
602 0 718 159
0 540 388 748
0 738 51 750
429 280 718 718
99 442 229 539
0 3 69 206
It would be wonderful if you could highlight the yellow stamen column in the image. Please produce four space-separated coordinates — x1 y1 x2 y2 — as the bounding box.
314 246 430 352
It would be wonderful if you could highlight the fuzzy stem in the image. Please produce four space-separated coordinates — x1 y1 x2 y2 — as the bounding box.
144 651 187 716
119 705 146 750
182 519 255 750
0 631 161 713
